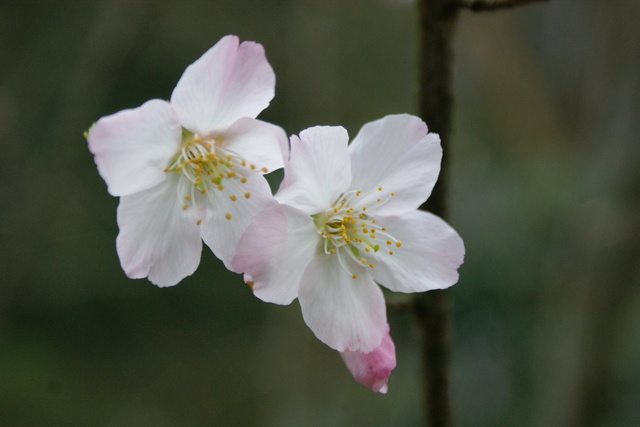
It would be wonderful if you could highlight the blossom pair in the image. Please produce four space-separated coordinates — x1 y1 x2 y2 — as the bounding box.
87 35 464 393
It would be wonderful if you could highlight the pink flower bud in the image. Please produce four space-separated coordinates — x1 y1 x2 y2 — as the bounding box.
340 323 396 393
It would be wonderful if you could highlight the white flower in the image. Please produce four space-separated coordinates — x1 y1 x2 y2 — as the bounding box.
232 114 465 352
87 35 288 287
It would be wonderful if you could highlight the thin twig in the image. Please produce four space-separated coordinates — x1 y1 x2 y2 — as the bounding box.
452 0 549 13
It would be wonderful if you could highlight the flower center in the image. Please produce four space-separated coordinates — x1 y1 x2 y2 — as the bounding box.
314 188 401 279
165 129 266 223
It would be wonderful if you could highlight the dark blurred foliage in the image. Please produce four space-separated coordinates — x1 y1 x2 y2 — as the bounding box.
0 0 638 426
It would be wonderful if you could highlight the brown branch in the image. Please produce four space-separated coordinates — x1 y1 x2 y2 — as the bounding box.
415 1 459 426
452 0 549 13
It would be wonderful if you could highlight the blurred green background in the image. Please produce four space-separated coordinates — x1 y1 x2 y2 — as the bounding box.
1 0 639 426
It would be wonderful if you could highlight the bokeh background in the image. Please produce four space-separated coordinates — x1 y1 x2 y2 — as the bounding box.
1 0 639 426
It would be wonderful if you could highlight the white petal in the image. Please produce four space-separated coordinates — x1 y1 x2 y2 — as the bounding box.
222 118 288 173
199 172 274 268
299 256 387 352
275 126 351 215
170 35 275 135
88 99 181 197
231 203 318 305
116 174 202 287
368 210 464 293
348 114 442 216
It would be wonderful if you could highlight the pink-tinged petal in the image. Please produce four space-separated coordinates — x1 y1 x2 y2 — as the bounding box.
368 210 464 293
170 35 275 135
222 118 288 173
199 172 274 269
275 126 351 215
348 114 442 216
232 203 318 305
88 99 181 197
340 323 396 393
298 256 387 353
116 174 202 287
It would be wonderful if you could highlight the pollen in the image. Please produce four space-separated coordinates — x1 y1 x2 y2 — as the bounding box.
225 213 232 220
250 164 256 170
352 274 357 279
196 219 202 225
317 188 403 279
261 167 268 173
244 192 251 199
165 134 255 212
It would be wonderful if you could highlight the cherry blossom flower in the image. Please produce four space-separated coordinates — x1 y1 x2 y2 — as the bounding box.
232 114 465 354
340 323 396 393
87 35 288 287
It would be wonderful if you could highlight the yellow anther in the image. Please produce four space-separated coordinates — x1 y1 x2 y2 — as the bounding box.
352 274 357 279
381 227 386 231
241 160 247 166
244 192 251 199
217 184 224 191
356 190 361 196
196 219 202 225
369 263 375 268
329 249 335 254
229 195 237 201
227 171 237 178
246 280 254 290
386 240 392 245
377 186 383 191
225 213 232 220
184 194 192 201
261 167 268 173
390 192 395 196
388 251 394 255
240 177 247 183
360 258 367 264
377 198 381 202
182 203 189 210
365 247 371 252
363 228 369 233
362 207 367 211
250 164 256 170
395 241 402 247
199 188 206 194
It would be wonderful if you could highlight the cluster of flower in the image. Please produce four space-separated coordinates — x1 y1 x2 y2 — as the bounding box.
87 35 465 393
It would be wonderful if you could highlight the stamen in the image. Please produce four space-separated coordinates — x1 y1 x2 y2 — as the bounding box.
315 187 403 278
